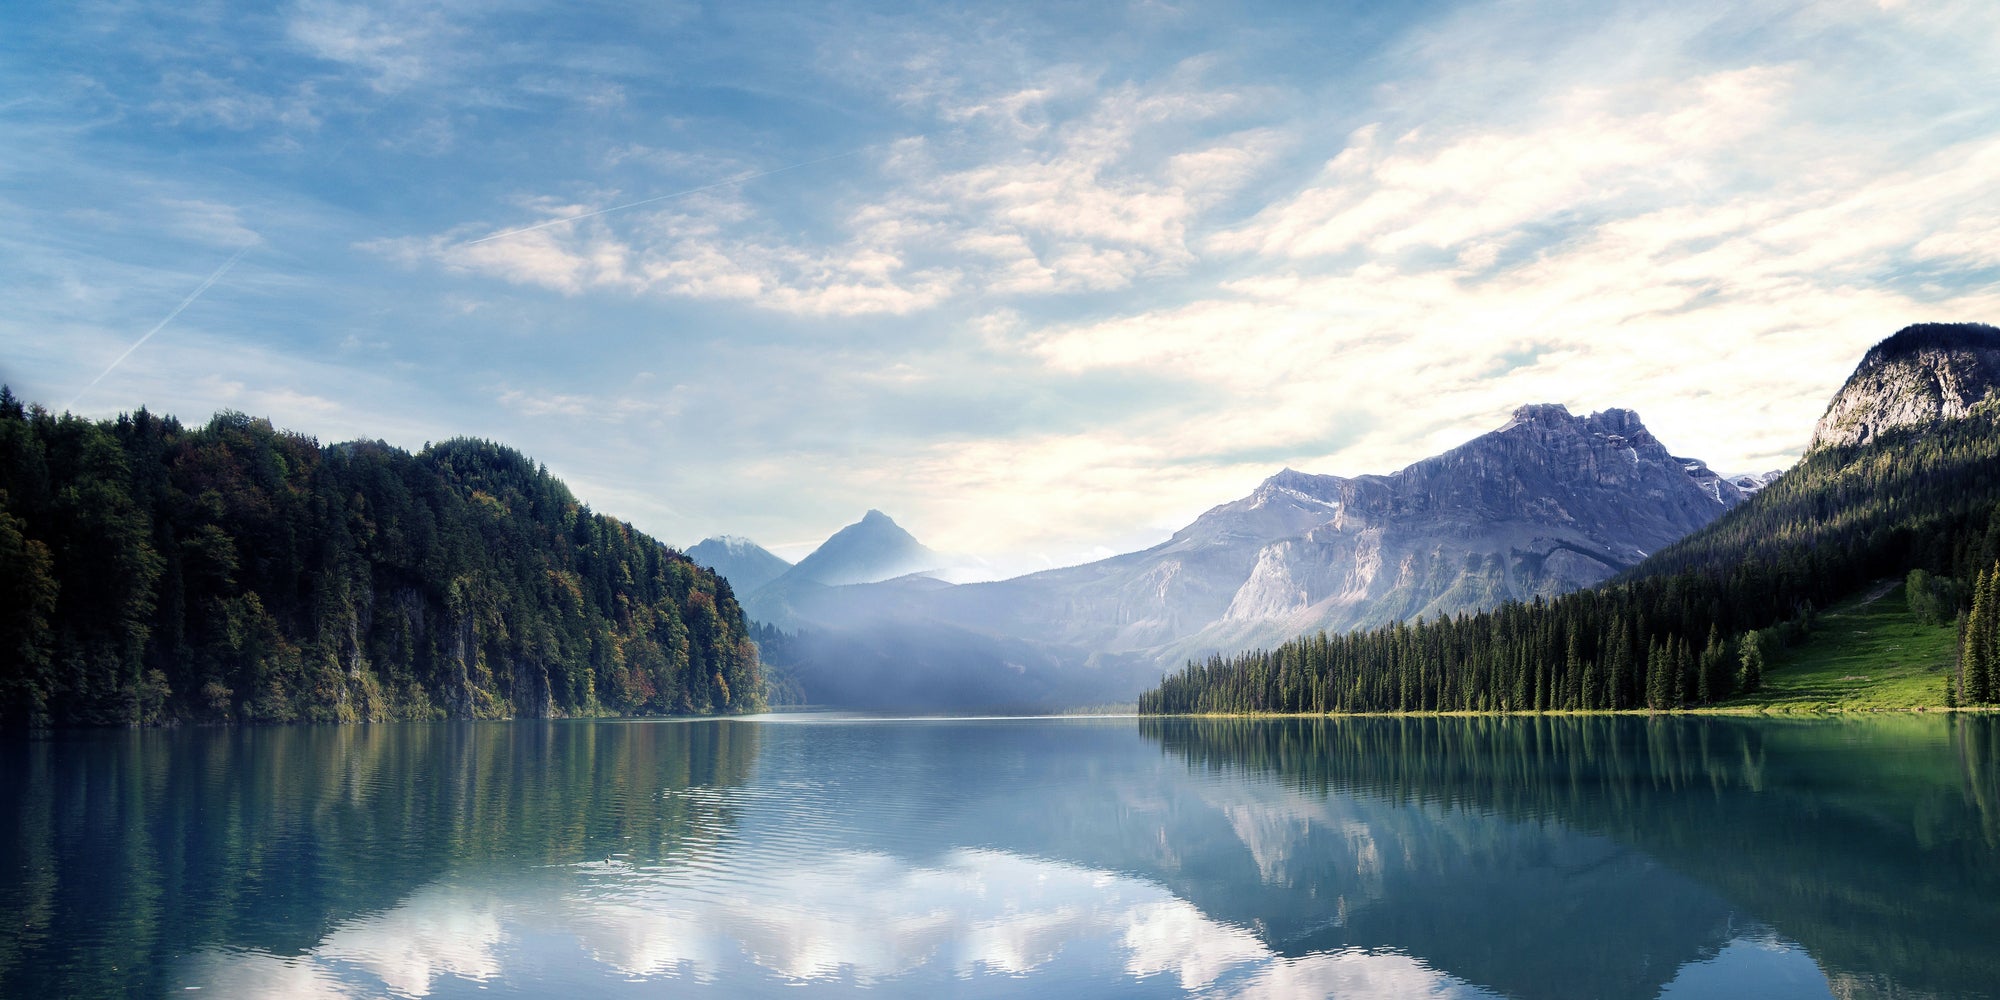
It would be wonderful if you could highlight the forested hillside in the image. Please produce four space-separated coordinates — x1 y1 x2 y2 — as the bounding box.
0 390 763 728
1141 401 2000 714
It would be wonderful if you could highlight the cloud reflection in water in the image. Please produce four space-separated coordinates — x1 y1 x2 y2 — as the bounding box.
180 847 1498 998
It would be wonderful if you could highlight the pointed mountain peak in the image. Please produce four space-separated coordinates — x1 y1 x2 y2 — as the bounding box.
783 511 940 588
1811 322 2000 450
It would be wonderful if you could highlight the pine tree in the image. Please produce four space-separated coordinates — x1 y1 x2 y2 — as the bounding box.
1646 640 1670 710
1738 631 1763 695
1967 567 1994 704
1699 625 1728 704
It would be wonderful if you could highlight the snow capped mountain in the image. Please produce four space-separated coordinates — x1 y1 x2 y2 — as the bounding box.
685 535 792 594
1725 471 1784 496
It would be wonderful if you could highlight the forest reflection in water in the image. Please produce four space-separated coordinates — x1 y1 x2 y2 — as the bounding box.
1 714 1994 998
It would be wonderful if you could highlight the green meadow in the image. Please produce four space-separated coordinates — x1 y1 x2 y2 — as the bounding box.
1733 583 1961 712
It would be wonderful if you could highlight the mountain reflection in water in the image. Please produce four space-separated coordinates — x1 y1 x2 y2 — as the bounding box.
2 715 1994 998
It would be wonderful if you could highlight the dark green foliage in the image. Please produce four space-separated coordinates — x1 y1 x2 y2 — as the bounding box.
0 391 763 727
1142 405 2000 715
1738 631 1763 694
1958 565 1999 704
1905 569 1959 627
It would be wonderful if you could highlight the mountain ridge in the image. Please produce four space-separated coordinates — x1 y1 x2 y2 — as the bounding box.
759 402 1744 708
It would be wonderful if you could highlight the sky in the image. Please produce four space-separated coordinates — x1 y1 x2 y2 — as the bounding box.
3 0 1999 576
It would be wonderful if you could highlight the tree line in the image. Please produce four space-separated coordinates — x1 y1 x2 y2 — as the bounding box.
1142 406 2000 714
0 389 764 727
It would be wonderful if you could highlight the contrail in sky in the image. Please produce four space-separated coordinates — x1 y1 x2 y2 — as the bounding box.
67 246 249 412
459 147 872 248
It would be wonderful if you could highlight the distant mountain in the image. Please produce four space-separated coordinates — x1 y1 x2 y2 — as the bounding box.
966 404 1740 667
686 535 792 594
762 404 1743 708
784 510 939 587
1808 322 2000 450
1726 471 1784 496
738 510 947 629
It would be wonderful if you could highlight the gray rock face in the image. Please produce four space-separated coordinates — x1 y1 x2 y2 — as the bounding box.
685 535 792 594
762 404 1741 705
1808 323 2000 451
996 403 1741 667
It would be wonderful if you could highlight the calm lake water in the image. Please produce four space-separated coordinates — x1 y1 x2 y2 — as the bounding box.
3 714 1996 999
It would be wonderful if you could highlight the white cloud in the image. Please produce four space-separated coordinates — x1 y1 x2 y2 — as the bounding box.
175 847 1490 996
379 61 1288 314
495 386 679 423
286 0 444 91
1215 67 1794 260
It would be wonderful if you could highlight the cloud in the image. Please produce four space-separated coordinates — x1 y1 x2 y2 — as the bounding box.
286 0 445 92
147 70 322 132
176 847 1492 996
496 384 681 423
1215 67 1794 261
375 60 1287 314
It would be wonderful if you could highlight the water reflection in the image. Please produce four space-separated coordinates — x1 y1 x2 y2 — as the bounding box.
0 720 758 997
1142 715 2000 1000
184 844 1503 998
3 715 1996 998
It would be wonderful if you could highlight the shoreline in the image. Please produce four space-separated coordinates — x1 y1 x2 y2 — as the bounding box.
1137 704 1997 719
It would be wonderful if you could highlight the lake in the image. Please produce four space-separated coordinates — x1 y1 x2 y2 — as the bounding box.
2 714 1996 998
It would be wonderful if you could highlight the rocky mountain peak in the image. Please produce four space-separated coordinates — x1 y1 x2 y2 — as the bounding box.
1809 322 2000 451
1259 467 1345 498
1498 402 1577 431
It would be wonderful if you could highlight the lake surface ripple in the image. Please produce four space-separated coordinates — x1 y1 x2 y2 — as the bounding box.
2 714 1995 998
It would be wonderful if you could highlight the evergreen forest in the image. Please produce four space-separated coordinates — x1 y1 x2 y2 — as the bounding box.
1141 406 2000 714
0 390 764 728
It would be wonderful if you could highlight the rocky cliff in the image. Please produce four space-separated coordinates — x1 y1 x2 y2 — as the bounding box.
1808 323 2000 450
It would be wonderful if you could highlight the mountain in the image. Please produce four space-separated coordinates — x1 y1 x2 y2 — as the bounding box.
763 404 1743 708
976 404 1731 652
1808 322 2000 450
0 395 764 728
1144 321 2000 714
1726 470 1784 496
686 535 791 594
1161 404 1742 657
737 509 949 633
782 509 939 587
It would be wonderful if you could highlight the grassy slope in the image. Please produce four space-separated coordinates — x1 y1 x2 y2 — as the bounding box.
1727 582 1958 711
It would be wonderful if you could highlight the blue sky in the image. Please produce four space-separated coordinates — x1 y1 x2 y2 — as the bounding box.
4 0 1998 575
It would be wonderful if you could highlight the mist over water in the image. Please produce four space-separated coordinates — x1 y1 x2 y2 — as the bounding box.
2 715 1994 998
